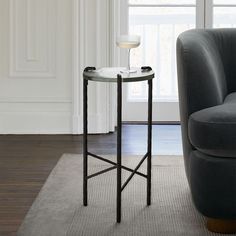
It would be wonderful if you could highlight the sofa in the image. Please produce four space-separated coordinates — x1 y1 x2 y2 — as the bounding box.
177 29 236 233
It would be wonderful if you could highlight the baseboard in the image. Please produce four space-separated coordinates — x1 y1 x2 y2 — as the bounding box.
122 121 180 125
0 111 72 134
0 112 114 134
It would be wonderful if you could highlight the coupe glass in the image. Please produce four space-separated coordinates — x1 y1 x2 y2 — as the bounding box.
116 35 141 73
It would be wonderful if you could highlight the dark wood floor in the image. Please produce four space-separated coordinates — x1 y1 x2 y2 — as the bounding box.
0 125 182 236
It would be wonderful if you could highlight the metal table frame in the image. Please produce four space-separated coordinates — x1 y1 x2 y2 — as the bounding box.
83 67 153 223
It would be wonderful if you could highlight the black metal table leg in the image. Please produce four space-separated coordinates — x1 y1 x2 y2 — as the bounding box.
83 78 88 206
117 74 122 223
83 67 154 223
147 79 153 206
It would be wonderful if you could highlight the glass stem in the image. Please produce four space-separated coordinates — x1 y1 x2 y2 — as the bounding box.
128 48 131 71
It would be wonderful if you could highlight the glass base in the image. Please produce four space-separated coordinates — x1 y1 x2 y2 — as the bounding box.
120 69 137 74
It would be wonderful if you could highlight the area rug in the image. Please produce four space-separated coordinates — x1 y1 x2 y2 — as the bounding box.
17 154 225 236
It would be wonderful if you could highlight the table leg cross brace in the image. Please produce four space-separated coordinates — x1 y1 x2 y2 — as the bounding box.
121 152 149 191
87 152 148 180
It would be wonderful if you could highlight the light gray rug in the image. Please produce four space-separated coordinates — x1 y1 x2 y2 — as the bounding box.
17 154 225 236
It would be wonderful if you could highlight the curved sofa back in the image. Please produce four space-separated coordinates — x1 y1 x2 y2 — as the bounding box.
176 29 236 177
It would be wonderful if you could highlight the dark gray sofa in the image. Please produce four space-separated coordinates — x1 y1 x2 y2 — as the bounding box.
177 29 236 233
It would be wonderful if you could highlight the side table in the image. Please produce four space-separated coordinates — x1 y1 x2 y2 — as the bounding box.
83 67 155 223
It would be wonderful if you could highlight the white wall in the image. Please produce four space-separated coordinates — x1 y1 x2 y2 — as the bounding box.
0 0 72 134
0 0 117 134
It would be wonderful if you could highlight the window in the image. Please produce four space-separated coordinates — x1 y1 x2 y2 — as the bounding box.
128 0 196 101
213 0 236 28
121 0 236 121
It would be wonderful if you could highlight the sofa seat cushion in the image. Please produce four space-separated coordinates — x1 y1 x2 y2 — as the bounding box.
189 93 236 157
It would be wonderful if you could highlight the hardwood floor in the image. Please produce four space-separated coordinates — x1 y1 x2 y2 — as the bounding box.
0 125 182 236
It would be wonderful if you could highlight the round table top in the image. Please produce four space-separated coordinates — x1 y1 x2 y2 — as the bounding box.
83 67 155 82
